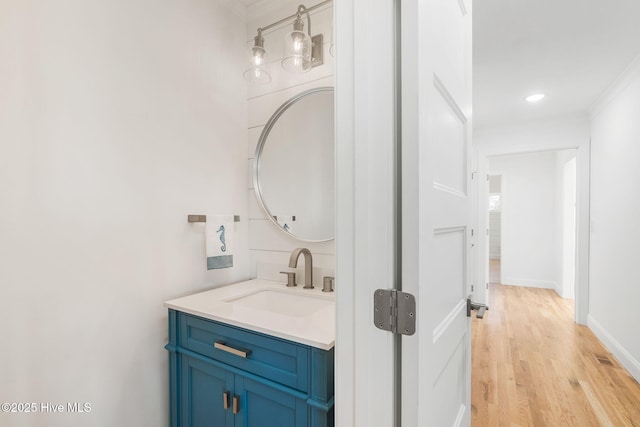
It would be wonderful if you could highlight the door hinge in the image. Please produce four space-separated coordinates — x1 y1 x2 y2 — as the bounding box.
374 289 416 335
471 284 474 292
471 228 474 237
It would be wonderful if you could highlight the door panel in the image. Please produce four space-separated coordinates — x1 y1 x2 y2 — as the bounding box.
431 228 467 327
433 335 469 426
433 0 469 84
433 78 468 196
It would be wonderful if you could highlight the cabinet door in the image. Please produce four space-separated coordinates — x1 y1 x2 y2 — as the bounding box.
234 376 308 427
180 356 235 427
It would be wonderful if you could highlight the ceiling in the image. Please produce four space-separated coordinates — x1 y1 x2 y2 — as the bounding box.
473 0 640 128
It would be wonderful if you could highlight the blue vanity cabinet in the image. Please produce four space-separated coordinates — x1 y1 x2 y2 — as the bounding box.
166 309 334 427
234 375 309 426
180 355 235 426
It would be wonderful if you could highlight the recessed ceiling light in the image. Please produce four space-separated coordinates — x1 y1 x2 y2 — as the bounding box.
526 93 545 102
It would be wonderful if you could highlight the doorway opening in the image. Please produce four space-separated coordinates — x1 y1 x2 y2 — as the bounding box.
468 148 626 426
485 149 577 300
488 175 502 286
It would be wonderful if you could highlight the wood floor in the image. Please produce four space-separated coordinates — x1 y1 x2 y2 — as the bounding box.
471 283 640 426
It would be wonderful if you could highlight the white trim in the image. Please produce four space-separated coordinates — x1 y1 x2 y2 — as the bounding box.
335 0 355 425
475 152 490 306
589 53 640 120
587 315 640 383
335 0 396 425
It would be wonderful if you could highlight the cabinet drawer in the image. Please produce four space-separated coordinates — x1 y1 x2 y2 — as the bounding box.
178 313 309 392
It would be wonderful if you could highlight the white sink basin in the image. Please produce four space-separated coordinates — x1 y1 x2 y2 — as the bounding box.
224 289 333 317
165 279 335 349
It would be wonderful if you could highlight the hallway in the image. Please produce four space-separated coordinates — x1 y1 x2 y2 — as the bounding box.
471 284 640 426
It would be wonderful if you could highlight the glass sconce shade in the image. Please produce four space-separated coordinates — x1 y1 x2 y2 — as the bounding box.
243 35 271 84
281 18 312 73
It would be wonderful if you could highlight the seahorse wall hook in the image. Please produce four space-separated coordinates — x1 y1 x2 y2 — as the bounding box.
216 225 227 252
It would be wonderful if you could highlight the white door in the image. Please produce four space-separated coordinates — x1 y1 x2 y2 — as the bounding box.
334 0 399 425
335 0 474 425
400 0 474 425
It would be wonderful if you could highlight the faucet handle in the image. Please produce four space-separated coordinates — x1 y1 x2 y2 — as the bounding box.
322 276 335 292
280 271 297 287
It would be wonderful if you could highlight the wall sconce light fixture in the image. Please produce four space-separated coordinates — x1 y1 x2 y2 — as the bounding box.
243 32 271 84
243 1 332 84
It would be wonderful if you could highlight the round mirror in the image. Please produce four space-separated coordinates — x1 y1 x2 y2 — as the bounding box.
254 87 334 242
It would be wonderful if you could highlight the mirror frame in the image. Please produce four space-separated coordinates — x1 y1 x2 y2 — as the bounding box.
253 86 335 242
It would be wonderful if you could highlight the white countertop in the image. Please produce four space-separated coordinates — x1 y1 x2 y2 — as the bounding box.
165 279 335 350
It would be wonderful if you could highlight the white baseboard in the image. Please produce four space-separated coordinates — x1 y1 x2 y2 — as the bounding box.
558 286 575 300
587 315 640 383
502 277 557 290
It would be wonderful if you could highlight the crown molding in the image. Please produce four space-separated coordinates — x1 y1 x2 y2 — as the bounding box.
589 52 640 120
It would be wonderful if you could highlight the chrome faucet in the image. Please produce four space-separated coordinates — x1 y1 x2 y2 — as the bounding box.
289 248 313 289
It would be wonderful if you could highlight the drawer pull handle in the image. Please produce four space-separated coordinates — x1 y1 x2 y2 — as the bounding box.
223 391 229 410
232 395 239 415
214 341 252 358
